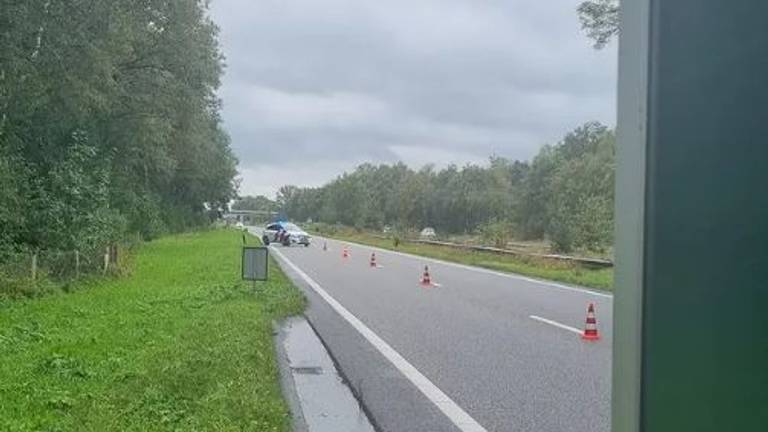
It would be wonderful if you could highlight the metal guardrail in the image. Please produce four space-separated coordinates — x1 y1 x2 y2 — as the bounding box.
370 235 614 269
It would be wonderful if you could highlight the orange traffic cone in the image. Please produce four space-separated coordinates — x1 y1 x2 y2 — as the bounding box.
370 253 377 267
342 246 349 259
582 303 600 341
420 265 432 286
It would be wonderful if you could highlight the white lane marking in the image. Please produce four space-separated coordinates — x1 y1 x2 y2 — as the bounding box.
529 315 583 336
270 247 489 432
317 235 612 299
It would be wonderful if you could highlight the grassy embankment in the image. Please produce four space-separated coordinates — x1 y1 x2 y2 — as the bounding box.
314 229 613 291
0 229 304 431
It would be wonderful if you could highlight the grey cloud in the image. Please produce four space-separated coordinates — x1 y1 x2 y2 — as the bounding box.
210 0 617 196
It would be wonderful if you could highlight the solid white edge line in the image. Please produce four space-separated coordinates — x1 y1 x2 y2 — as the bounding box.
270 246 489 432
317 235 612 299
529 315 583 336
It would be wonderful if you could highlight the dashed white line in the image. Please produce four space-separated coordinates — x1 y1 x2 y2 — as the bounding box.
529 315 583 336
270 246 489 432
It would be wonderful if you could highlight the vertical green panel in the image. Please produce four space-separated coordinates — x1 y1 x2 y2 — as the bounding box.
641 1 768 431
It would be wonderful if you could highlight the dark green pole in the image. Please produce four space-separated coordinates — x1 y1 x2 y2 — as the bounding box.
615 1 768 431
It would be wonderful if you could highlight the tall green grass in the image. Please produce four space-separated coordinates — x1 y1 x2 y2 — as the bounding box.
0 229 304 431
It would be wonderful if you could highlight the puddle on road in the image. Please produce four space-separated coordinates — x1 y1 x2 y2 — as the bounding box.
282 317 375 432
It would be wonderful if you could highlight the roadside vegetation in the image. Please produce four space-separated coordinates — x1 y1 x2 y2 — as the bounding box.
1 1 237 289
0 229 304 431
313 226 613 291
246 122 615 256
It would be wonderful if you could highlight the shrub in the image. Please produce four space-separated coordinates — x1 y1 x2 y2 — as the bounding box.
478 219 515 249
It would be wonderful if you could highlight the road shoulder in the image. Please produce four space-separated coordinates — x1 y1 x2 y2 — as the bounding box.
275 316 376 432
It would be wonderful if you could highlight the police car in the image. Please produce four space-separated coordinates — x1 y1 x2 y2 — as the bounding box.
262 221 311 247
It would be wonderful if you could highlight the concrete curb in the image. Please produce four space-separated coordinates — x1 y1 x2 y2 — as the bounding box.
274 319 309 432
274 316 375 432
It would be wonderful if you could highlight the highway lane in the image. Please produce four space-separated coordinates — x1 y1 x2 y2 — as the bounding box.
259 230 612 432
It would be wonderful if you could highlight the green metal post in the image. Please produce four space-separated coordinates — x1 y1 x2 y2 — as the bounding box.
615 1 768 431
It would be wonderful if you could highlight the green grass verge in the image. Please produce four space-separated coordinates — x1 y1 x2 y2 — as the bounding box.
320 231 613 291
0 229 305 431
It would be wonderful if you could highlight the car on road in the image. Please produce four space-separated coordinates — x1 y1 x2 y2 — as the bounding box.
420 227 436 239
263 222 311 247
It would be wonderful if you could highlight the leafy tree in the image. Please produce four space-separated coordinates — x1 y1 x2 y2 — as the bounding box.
0 0 237 258
0 151 25 257
518 145 558 239
233 195 277 212
27 132 123 253
540 124 615 252
478 218 515 249
577 0 620 49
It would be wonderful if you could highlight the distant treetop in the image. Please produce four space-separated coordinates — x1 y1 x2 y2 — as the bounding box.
232 195 277 212
577 0 620 49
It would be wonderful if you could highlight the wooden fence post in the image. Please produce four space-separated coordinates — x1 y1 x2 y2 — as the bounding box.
31 253 37 282
109 244 118 267
103 247 109 275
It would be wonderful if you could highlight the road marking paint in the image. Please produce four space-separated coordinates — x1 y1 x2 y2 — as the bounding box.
529 315 583 336
270 247 489 432
316 235 612 299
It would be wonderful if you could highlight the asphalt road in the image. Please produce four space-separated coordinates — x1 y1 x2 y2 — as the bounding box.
258 230 612 432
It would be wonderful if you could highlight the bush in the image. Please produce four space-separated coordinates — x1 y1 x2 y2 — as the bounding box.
310 222 337 236
0 243 138 300
0 254 57 300
478 219 514 249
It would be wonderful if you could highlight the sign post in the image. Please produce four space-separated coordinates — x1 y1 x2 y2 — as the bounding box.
242 246 268 289
615 1 768 430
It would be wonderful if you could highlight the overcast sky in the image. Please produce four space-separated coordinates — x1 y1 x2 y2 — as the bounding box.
209 0 617 198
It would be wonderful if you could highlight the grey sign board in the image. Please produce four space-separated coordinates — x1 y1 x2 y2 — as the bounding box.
242 246 268 281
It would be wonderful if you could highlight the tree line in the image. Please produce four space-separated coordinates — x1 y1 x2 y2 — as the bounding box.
271 122 615 253
0 0 237 261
